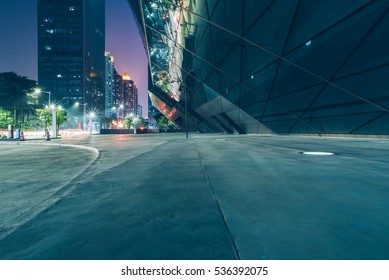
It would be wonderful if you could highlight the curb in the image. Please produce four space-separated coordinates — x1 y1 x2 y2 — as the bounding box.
0 141 99 157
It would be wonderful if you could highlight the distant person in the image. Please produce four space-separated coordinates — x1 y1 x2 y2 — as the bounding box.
45 129 51 141
20 131 25 141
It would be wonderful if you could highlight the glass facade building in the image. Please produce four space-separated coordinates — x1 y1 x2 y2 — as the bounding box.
129 0 389 135
38 0 105 110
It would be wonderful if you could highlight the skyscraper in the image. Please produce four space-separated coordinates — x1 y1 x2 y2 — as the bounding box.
37 0 105 113
122 73 138 117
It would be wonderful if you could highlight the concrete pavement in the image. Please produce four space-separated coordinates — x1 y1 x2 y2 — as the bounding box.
0 133 388 259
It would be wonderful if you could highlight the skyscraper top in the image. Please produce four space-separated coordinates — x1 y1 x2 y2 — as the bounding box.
122 73 131 81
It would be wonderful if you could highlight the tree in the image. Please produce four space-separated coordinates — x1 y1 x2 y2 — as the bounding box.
0 72 37 126
36 108 68 131
133 117 145 129
56 109 68 130
158 115 176 131
0 108 13 129
36 108 51 130
125 115 145 129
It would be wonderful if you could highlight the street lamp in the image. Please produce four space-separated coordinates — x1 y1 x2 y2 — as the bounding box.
45 104 61 138
128 113 138 134
89 112 95 134
75 102 87 130
34 88 51 106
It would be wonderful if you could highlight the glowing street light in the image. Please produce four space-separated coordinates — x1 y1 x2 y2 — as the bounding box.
75 102 87 130
34 88 51 105
44 104 61 138
89 112 95 134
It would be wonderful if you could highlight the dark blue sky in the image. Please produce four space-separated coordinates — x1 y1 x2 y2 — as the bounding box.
0 0 148 116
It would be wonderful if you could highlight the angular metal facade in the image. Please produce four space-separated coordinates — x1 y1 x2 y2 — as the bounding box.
129 0 389 135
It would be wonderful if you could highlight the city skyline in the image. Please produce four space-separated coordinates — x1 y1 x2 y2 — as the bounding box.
0 0 148 117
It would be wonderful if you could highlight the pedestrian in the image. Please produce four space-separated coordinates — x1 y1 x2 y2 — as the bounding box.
20 131 25 141
45 129 51 141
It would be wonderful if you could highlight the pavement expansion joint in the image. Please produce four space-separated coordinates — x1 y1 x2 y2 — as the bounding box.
193 141 242 260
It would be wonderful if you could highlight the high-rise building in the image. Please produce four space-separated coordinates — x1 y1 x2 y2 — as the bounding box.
111 71 138 122
105 51 115 118
37 0 105 114
122 73 138 117
129 0 389 135
112 68 123 118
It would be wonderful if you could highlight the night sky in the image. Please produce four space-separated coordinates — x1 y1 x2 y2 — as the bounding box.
0 0 148 117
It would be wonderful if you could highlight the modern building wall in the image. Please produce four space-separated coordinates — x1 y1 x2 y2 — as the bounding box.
38 0 105 112
129 0 389 135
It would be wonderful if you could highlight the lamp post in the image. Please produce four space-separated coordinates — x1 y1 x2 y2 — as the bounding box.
75 102 87 130
179 81 188 139
89 112 95 134
34 88 51 106
36 88 57 137
129 113 136 134
45 104 62 138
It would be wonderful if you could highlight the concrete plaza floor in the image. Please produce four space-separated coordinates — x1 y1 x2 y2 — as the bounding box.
0 133 388 259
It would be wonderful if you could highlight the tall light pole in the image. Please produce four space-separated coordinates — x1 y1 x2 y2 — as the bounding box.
75 102 87 130
50 104 57 138
45 104 61 138
34 88 51 106
37 88 56 138
129 113 136 134
89 112 95 134
179 81 188 139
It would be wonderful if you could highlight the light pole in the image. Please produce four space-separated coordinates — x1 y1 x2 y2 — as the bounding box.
36 88 57 137
179 81 188 139
34 88 51 106
129 113 136 134
89 112 95 134
75 102 87 130
45 104 62 138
